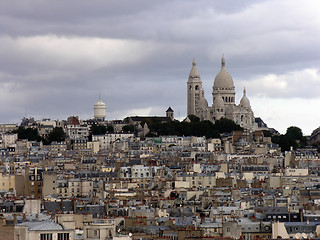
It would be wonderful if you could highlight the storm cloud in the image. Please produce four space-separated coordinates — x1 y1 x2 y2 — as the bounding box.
0 0 319 134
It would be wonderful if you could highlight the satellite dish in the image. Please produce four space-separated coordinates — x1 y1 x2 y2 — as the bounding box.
301 233 307 239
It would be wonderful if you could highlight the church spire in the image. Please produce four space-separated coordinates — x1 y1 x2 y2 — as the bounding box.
243 87 246 96
221 54 225 69
189 57 200 78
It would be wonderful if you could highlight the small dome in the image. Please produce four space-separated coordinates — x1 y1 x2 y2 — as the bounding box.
200 97 208 108
213 93 224 107
213 56 234 89
94 99 106 107
240 88 251 107
189 58 200 78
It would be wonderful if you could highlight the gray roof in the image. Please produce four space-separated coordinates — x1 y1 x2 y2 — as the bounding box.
18 221 63 231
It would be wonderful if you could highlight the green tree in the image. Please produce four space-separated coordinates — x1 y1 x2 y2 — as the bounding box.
272 126 307 152
187 115 200 123
48 127 66 143
106 125 114 133
122 124 135 133
91 124 107 135
214 118 242 134
13 127 42 141
286 126 307 146
262 130 272 137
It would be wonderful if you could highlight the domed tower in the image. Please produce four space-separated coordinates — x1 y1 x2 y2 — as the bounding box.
187 58 206 117
212 56 235 107
212 91 225 121
240 88 251 109
235 88 255 129
94 98 106 121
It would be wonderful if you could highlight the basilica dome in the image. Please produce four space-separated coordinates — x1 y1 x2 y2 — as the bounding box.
240 88 251 107
213 56 234 89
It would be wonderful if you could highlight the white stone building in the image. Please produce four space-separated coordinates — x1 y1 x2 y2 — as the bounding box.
66 124 89 140
92 133 134 150
187 57 257 130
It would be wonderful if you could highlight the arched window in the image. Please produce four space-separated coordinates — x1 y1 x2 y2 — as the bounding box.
189 85 192 90
195 85 199 90
241 115 244 122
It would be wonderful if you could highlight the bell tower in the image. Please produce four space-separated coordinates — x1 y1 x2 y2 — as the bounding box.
187 58 204 116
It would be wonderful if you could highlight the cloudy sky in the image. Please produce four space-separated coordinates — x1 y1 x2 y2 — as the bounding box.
0 0 319 135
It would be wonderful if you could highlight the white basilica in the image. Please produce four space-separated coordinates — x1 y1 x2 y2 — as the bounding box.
187 56 256 130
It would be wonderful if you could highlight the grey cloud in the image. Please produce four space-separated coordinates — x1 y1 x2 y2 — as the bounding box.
0 0 319 131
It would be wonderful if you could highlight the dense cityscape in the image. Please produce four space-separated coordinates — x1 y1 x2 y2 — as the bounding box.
1 57 320 240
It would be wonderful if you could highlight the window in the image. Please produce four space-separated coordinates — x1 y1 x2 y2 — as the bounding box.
227 227 230 232
40 233 52 240
58 233 69 240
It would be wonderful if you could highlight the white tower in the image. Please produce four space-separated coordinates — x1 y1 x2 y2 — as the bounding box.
94 98 106 121
187 58 204 116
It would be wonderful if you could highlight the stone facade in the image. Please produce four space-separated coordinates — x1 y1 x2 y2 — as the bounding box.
187 57 256 130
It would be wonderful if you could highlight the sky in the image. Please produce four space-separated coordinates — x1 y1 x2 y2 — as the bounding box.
0 0 319 135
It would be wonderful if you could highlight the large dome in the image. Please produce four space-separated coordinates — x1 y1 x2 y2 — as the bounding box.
213 56 234 89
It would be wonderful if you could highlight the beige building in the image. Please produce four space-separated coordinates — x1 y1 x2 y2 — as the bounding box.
0 124 18 133
50 141 67 153
14 221 74 240
42 172 57 197
56 213 93 230
1 133 18 148
68 179 93 197
176 173 216 189
83 219 116 240
86 141 100 153
93 133 134 150
284 168 308 176
0 173 25 195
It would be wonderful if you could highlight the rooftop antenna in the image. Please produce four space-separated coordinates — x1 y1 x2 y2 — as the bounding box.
99 91 101 100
